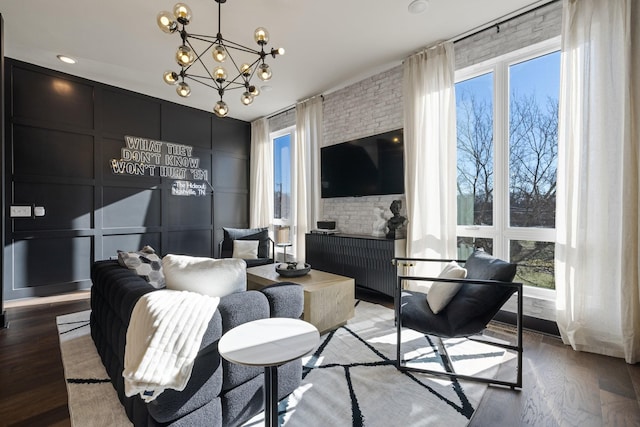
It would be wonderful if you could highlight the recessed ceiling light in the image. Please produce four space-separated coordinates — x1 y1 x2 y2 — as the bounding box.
57 55 77 64
408 0 429 14
260 85 273 92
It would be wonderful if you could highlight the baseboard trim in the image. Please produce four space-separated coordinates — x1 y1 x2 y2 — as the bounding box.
494 309 560 336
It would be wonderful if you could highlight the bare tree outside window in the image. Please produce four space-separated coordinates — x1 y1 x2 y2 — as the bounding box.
455 51 560 290
456 81 494 227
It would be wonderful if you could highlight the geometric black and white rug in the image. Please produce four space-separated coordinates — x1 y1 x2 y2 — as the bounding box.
57 310 132 427
58 301 505 427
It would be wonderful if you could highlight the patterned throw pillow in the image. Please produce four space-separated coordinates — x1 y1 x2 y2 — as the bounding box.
117 245 165 289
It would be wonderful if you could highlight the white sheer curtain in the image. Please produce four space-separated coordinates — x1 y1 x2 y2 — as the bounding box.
556 0 640 363
294 96 323 261
249 117 273 228
403 42 457 281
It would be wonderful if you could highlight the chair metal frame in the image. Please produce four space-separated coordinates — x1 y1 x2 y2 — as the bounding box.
393 257 523 389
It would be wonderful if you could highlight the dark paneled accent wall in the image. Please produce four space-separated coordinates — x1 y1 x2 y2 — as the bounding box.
3 58 250 300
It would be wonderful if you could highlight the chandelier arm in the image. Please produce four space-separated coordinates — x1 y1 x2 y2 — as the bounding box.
184 74 245 92
187 34 223 44
243 57 263 82
220 71 249 92
184 75 223 91
184 38 220 83
217 37 263 56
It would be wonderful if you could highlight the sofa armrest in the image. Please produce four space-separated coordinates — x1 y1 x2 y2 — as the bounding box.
260 282 304 319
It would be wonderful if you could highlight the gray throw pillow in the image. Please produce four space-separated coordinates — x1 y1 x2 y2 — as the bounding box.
117 245 165 289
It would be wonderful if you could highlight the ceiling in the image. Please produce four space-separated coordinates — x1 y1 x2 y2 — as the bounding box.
2 0 545 122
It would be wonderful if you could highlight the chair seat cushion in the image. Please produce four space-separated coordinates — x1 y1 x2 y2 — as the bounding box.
244 258 273 268
401 250 518 338
402 290 493 337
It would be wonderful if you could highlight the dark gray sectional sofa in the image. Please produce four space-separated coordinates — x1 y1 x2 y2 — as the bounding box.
90 260 304 426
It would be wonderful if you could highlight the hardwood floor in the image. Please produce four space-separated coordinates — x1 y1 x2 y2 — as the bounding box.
0 298 90 427
1 291 639 426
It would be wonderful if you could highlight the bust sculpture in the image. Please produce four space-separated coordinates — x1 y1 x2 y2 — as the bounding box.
386 199 407 239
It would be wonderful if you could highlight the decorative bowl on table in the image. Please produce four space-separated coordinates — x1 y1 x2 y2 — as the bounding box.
275 262 311 277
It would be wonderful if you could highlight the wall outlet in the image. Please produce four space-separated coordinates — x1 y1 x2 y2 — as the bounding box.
10 206 32 218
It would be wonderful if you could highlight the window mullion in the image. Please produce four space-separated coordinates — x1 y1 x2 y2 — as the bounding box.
493 62 509 259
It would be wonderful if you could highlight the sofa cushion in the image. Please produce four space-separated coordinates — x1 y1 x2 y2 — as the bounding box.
163 254 247 297
117 245 165 289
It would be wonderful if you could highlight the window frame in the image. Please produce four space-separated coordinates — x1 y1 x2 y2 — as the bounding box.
270 125 296 259
455 36 560 300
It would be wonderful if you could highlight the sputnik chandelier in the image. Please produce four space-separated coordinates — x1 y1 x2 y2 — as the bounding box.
157 1 285 118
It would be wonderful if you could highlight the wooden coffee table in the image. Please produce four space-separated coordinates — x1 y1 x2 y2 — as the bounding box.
247 264 355 334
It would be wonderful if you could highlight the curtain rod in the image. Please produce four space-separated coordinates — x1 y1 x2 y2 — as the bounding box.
451 0 560 44
265 94 324 120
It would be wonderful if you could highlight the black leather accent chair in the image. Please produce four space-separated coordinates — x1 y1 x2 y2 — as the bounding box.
218 227 274 267
393 249 523 389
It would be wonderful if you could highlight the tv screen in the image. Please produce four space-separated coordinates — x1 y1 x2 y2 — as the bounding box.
321 129 404 198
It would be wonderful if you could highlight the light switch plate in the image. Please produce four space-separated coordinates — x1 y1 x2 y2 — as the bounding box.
10 206 33 218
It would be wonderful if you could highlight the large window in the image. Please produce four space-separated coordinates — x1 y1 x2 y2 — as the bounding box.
455 39 560 296
271 126 295 260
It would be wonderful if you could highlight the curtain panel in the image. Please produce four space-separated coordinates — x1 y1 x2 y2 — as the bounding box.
249 118 273 229
294 96 323 261
402 42 458 284
556 0 640 363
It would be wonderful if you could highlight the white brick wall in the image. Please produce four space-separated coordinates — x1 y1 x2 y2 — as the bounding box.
322 66 403 147
455 1 561 69
321 194 407 236
268 107 295 132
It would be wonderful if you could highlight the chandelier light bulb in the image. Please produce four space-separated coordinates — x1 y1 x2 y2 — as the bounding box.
214 100 229 118
176 45 195 66
163 71 179 85
157 11 177 33
176 82 191 97
249 85 260 97
240 63 252 77
241 91 254 105
254 27 269 45
173 3 192 25
271 47 285 57
213 66 227 82
258 63 272 81
212 45 227 62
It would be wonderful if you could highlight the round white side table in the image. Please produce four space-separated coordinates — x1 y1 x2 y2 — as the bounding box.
218 318 319 427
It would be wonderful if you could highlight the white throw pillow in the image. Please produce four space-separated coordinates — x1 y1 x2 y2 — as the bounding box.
426 261 468 314
232 240 259 259
162 254 247 297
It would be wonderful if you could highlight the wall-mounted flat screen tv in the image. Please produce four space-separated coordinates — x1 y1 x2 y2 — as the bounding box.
321 128 404 198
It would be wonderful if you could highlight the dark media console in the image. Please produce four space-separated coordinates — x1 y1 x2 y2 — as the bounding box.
305 233 405 297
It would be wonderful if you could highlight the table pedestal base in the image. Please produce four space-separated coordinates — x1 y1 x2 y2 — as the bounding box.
265 366 279 427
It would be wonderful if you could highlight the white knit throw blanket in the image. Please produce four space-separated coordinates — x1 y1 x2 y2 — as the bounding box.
123 289 220 402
